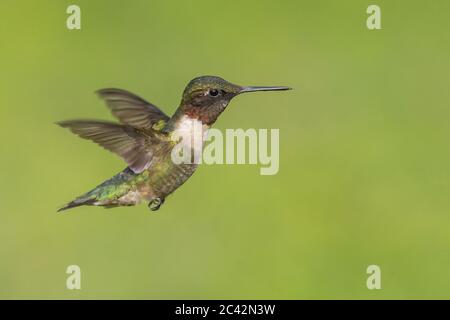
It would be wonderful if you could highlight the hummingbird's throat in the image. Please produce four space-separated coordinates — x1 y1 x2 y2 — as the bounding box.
182 99 229 126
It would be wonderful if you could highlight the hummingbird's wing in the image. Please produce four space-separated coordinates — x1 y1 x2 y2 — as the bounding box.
57 120 159 173
96 88 170 130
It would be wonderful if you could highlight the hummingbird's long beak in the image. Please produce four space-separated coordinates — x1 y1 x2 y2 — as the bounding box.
239 86 292 93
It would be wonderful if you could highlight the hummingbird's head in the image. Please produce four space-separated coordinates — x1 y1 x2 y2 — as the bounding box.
179 75 291 125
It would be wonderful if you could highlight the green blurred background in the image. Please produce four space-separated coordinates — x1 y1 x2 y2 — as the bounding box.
1 0 450 299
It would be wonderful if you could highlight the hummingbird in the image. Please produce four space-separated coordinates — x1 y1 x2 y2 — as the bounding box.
57 76 291 212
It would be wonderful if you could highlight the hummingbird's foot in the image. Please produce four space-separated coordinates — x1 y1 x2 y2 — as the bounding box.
148 197 164 211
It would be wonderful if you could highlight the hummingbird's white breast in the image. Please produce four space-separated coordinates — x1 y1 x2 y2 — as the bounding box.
171 115 210 155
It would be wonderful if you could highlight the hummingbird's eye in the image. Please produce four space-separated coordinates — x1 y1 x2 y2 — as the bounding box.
208 89 219 97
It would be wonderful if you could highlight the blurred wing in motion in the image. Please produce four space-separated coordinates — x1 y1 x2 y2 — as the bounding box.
96 88 170 130
57 120 155 173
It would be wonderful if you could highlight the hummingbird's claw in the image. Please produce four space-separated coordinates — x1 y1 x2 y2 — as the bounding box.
148 197 164 211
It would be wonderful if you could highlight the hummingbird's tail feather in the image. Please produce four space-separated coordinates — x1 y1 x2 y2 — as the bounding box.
57 197 96 212
57 168 138 213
